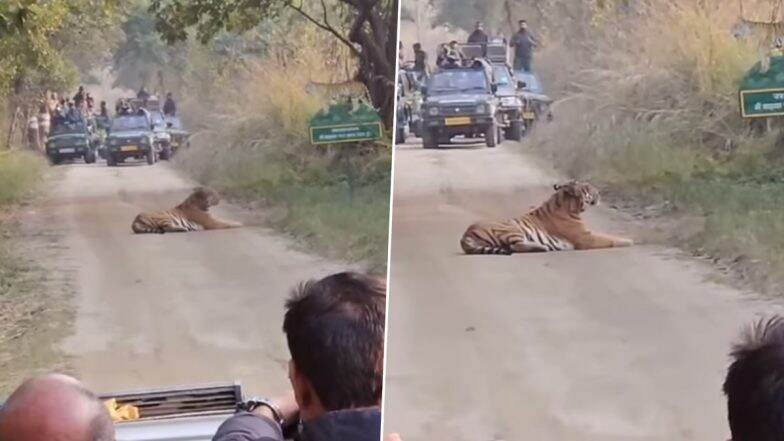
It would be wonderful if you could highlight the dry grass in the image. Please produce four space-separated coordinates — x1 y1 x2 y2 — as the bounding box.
527 2 784 293
0 151 46 207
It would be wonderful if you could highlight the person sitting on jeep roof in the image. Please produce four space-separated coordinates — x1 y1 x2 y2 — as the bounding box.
100 101 109 118
213 272 385 441
437 41 463 68
467 21 488 44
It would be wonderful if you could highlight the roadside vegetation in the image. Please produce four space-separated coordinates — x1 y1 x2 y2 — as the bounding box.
173 42 391 269
427 0 784 293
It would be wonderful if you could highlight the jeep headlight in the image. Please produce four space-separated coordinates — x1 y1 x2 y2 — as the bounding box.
476 104 486 114
428 106 439 116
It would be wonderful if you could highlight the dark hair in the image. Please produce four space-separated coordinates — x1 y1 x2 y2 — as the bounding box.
413 43 421 50
724 316 784 441
519 19 527 24
283 272 386 411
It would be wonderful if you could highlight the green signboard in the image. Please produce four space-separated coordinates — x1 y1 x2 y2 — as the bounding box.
739 56 784 118
740 88 784 118
309 100 383 145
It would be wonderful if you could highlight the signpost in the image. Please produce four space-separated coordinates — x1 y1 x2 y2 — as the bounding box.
309 99 383 145
739 89 784 118
739 56 784 119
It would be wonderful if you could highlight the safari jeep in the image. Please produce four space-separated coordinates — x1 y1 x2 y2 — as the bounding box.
104 383 298 441
420 60 501 148
514 70 554 133
490 62 525 141
105 114 158 166
45 119 98 165
163 116 190 156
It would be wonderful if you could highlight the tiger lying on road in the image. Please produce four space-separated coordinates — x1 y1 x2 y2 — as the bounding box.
460 181 633 255
131 187 242 234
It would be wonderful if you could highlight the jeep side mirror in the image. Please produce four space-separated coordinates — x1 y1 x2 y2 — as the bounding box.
491 84 498 93
517 81 527 89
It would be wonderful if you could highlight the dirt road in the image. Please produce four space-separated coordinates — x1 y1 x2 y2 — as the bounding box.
18 161 344 396
383 140 783 441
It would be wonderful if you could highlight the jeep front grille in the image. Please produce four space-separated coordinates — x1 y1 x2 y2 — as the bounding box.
100 383 242 420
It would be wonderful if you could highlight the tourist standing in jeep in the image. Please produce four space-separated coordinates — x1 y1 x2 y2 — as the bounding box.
510 20 539 72
467 21 488 44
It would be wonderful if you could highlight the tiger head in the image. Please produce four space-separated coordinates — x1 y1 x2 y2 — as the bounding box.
553 180 599 213
184 187 221 211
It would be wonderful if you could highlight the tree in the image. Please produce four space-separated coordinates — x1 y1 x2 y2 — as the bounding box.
148 0 398 129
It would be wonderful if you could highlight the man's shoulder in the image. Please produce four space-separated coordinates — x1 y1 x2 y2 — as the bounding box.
213 412 283 441
302 408 380 441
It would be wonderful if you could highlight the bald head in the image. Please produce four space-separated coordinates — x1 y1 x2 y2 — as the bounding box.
0 374 114 441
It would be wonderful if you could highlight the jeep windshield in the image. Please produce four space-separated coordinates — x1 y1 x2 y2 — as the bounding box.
492 66 512 87
111 116 149 132
428 70 489 95
150 111 165 127
50 122 86 136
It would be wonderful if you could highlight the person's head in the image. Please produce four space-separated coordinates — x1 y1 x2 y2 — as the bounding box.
166 92 172 98
724 316 784 441
449 40 458 48
413 42 421 51
68 101 74 108
519 19 528 31
475 21 483 31
283 272 386 421
78 86 84 91
0 374 114 441
100 101 106 107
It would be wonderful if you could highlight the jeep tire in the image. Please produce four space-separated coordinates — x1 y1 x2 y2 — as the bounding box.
160 144 172 160
509 120 523 142
422 128 438 149
485 122 498 148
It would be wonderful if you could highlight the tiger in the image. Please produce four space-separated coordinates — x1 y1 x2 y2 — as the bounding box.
131 187 242 234
460 180 633 255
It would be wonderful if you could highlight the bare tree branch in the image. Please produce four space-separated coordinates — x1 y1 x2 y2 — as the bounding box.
286 0 360 56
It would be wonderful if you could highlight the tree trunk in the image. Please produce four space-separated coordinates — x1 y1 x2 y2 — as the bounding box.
346 0 398 130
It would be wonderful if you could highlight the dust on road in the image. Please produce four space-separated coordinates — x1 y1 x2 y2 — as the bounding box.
383 140 783 441
6 161 346 397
